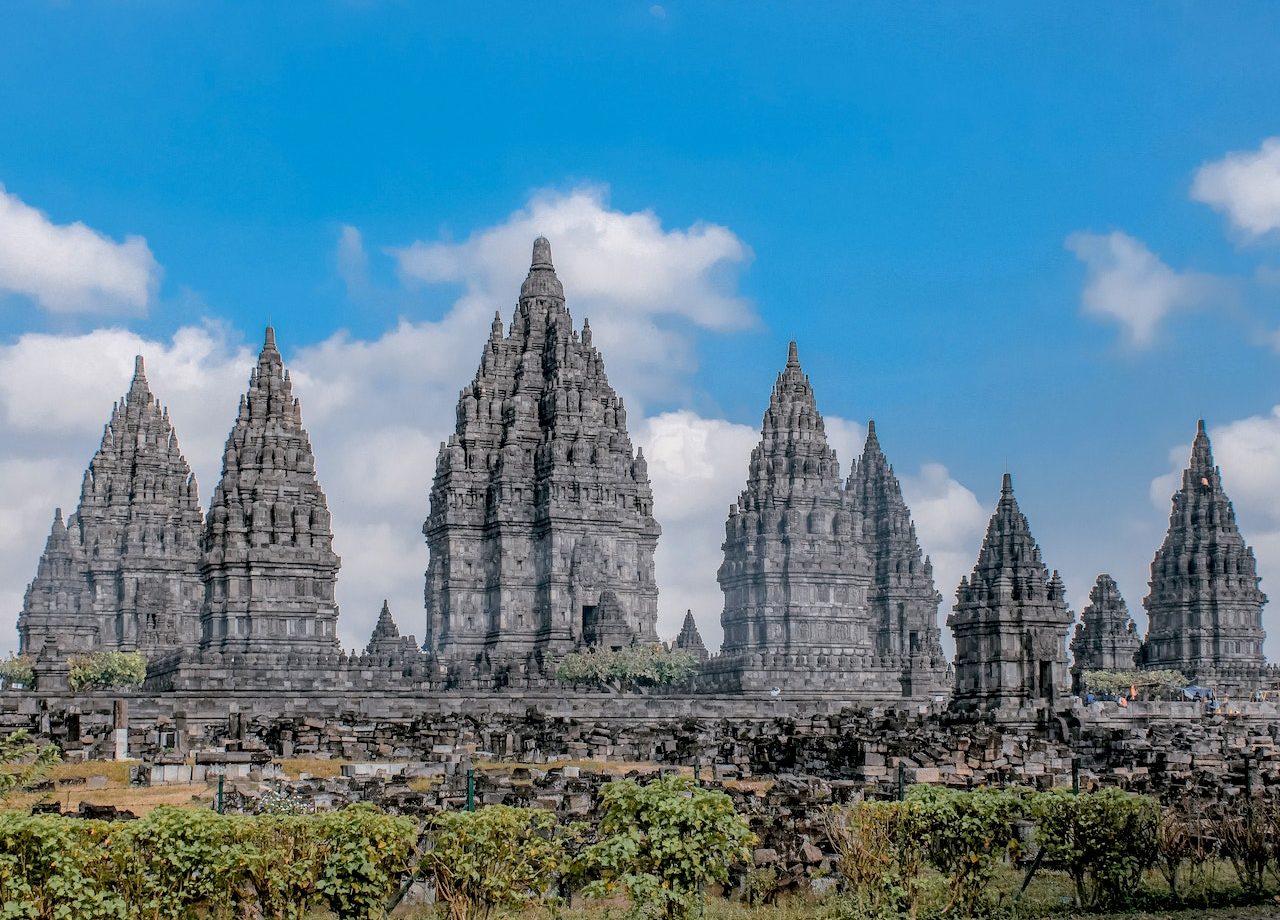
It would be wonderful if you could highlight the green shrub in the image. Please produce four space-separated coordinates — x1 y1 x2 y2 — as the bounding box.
556 645 697 689
905 785 1025 917
1032 788 1159 910
0 806 416 920
578 773 756 920
823 800 924 919
0 655 35 690
427 805 562 920
1082 668 1188 698
67 652 148 692
0 729 60 805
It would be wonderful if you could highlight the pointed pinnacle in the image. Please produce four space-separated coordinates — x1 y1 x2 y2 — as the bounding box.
1001 471 1014 495
786 340 800 368
531 236 554 270
264 326 277 351
133 355 146 379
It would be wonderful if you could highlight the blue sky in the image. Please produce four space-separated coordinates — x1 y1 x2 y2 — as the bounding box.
2 2 1280 656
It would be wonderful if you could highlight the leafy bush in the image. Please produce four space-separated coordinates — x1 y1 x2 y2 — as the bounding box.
0 729 60 804
556 644 697 689
0 655 35 690
0 806 416 920
427 805 562 920
1082 668 1188 698
823 800 924 919
1032 788 1159 910
578 774 756 920
1215 798 1277 897
67 652 148 692
905 785 1025 917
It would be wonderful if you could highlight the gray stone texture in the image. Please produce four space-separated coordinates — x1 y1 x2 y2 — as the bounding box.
707 343 947 698
199 328 341 654
1071 574 1140 688
424 238 660 686
18 357 203 657
949 473 1073 714
674 610 709 662
1141 420 1267 695
366 601 418 657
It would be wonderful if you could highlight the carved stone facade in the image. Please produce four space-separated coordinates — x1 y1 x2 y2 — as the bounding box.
1141 421 1267 695
423 238 660 685
1070 574 1139 689
199 328 341 654
365 601 418 657
707 344 946 699
949 474 1073 715
847 421 951 697
673 610 709 662
17 358 203 657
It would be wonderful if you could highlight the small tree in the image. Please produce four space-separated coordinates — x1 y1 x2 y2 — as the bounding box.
427 805 562 920
556 645 697 691
0 729 60 804
578 774 756 920
67 651 148 691
0 655 35 690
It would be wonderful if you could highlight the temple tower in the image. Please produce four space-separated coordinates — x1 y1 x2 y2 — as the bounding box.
1070 574 1139 689
365 601 417 657
17 509 94 655
674 610 709 662
712 342 883 694
949 473 1073 714
846 421 950 696
199 328 340 653
423 238 660 684
17 357 203 656
1141 420 1266 694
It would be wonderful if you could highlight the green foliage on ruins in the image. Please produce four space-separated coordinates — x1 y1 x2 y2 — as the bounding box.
0 804 415 919
1082 669 1189 697
1031 788 1161 910
578 774 757 920
426 804 562 920
0 729 60 804
67 651 148 692
0 655 35 690
555 645 698 689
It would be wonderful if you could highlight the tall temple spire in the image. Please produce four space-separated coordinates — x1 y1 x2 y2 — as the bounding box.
713 342 922 698
425 238 659 685
1142 420 1266 693
846 420 949 695
365 600 416 657
1071 574 1139 689
949 473 1073 713
674 610 709 662
200 327 340 653
18 354 204 657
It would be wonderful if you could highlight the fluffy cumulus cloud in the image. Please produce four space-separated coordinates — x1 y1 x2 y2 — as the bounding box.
1066 231 1219 347
392 185 755 409
0 184 160 314
1149 410 1280 651
899 463 989 616
1191 137 1280 238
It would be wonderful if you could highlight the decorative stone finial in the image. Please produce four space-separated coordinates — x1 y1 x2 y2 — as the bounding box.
1001 471 1014 495
531 236 554 270
786 340 800 368
264 326 277 351
133 355 146 378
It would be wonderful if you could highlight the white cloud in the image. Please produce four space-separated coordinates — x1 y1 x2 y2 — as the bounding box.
1150 411 1280 656
1191 137 1280 237
1066 230 1218 347
0 184 160 314
900 463 988 617
393 185 755 409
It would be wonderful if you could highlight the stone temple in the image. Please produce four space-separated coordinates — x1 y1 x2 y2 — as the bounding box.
1140 420 1267 695
1070 574 1140 691
9 238 1273 708
949 474 1073 715
704 343 949 699
423 238 661 686
18 357 203 658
